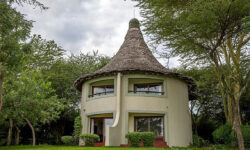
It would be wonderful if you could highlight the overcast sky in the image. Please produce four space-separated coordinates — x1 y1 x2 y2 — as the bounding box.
16 0 180 68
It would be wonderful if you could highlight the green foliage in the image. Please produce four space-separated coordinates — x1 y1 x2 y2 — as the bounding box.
231 125 250 148
140 132 155 147
41 52 109 144
213 124 250 147
125 132 141 147
134 0 250 61
26 34 64 69
192 134 209 147
210 145 239 150
0 1 32 70
3 69 63 125
80 133 99 146
61 136 73 145
212 124 232 144
7 0 48 9
241 125 250 147
73 116 82 143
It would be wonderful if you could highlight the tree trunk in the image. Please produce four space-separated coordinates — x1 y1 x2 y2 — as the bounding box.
22 116 36 146
14 125 20 145
232 100 245 150
6 119 13 146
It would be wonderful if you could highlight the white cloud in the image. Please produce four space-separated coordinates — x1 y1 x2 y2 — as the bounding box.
15 0 181 68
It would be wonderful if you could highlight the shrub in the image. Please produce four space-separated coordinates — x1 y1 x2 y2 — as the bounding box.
73 116 82 144
213 124 250 148
231 125 250 148
192 134 209 147
140 132 155 147
80 133 99 146
212 123 232 144
61 136 73 145
242 125 250 148
125 132 141 147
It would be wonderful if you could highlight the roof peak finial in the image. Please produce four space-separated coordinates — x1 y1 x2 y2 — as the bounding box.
129 18 140 29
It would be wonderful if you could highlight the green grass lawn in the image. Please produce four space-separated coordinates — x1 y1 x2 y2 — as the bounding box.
0 145 196 150
0 145 249 150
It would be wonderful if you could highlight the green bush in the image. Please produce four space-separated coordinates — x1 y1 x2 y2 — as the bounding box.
212 123 232 144
192 134 209 147
242 125 250 148
73 116 82 144
231 125 250 148
80 133 99 146
125 132 141 147
61 136 73 145
213 124 250 148
140 132 155 147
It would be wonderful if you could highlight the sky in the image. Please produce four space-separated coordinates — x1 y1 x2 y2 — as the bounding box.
16 0 180 68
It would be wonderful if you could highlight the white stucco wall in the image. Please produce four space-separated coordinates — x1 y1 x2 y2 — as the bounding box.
80 73 192 147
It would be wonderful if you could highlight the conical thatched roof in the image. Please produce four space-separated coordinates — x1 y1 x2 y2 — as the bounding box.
74 18 195 99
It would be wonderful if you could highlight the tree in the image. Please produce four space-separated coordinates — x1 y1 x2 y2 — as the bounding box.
7 0 47 9
25 35 65 70
2 69 63 146
134 0 250 149
41 51 110 144
175 67 224 135
0 1 32 112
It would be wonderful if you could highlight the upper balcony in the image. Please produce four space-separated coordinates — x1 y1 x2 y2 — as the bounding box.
126 76 167 98
87 78 115 99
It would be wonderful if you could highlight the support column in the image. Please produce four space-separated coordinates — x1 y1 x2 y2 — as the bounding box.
105 73 122 146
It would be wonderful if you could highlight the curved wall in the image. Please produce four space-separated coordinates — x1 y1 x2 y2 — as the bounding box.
80 73 192 147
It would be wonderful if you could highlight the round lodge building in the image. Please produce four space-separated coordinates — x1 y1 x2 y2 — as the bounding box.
74 18 194 147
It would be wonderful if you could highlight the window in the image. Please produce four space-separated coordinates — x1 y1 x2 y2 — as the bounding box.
135 117 163 136
133 83 163 95
90 85 114 97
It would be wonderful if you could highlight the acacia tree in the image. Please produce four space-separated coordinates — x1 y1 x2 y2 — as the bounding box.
3 69 63 146
134 0 250 149
175 67 224 136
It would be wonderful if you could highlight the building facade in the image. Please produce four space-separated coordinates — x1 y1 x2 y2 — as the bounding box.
74 18 193 147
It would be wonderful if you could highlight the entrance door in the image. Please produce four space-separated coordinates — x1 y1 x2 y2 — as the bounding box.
90 118 113 143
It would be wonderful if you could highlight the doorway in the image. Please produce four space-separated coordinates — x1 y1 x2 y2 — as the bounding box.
90 118 113 143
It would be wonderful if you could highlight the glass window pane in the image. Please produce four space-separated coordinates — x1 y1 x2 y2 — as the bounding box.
135 118 148 132
93 87 105 95
135 84 148 94
149 84 162 95
150 117 163 136
106 85 114 94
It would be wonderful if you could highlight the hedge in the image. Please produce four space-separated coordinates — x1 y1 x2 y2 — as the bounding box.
140 132 155 147
80 133 99 146
125 132 155 147
61 136 73 145
125 132 141 147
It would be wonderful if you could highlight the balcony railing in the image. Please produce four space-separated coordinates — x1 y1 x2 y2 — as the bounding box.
128 90 164 95
88 91 114 98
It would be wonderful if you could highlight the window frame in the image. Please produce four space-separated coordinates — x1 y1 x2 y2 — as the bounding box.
133 82 164 95
134 116 164 138
91 85 114 98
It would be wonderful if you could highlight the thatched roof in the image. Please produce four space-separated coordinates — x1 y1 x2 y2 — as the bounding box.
74 18 196 100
